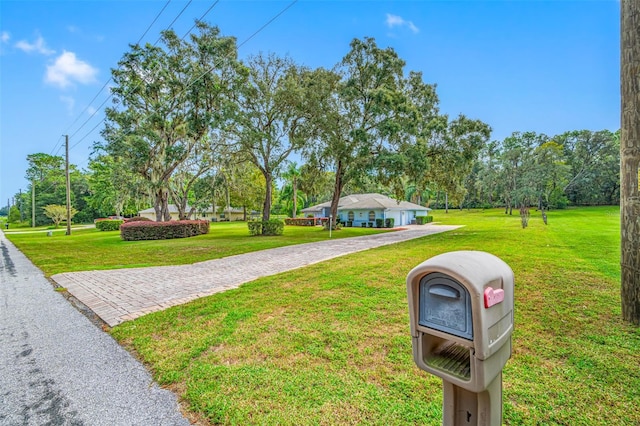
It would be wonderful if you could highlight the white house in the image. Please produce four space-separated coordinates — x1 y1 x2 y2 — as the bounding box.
138 205 255 222
301 193 431 227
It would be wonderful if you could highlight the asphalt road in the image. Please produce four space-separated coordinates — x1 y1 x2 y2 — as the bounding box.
0 232 190 426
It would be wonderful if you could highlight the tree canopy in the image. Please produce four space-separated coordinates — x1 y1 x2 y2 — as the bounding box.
12 29 621 228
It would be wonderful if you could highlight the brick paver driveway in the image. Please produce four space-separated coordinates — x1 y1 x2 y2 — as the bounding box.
52 225 460 326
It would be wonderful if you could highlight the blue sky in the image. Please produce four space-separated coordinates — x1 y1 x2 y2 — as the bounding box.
0 0 620 206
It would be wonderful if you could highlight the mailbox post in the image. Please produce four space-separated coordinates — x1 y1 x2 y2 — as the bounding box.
406 251 514 426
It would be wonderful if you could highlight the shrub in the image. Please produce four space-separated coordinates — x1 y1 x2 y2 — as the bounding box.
124 216 153 223
248 219 284 236
263 219 284 236
248 221 262 236
322 221 342 231
385 218 395 228
375 218 384 228
96 219 124 231
415 216 433 225
120 220 209 241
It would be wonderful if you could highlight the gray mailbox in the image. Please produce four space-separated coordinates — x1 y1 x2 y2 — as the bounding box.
407 251 514 426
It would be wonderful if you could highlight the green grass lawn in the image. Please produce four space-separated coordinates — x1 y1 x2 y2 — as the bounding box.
5 221 390 276
99 207 638 425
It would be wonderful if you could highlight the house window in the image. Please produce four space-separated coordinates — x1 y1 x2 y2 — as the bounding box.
348 211 354 221
368 211 375 221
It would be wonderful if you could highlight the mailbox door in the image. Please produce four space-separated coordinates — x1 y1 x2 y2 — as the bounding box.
418 273 473 340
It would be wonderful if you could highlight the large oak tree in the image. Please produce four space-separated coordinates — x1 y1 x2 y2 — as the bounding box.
229 53 308 224
100 22 240 221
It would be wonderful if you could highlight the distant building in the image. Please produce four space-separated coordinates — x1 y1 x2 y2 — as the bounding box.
138 205 256 222
301 193 431 227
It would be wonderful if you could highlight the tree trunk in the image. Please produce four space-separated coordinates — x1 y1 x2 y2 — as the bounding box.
262 173 272 223
176 198 187 220
186 207 195 220
445 193 449 214
154 187 170 222
621 0 640 325
329 161 345 229
292 177 297 219
226 182 231 222
163 191 170 221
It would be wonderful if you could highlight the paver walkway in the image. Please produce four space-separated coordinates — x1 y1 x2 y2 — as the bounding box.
52 225 460 327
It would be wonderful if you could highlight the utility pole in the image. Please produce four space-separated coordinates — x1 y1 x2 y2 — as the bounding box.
65 135 71 236
18 189 23 222
32 180 35 228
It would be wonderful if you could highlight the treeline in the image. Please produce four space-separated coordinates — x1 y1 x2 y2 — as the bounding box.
5 128 619 226
450 129 620 211
5 22 619 226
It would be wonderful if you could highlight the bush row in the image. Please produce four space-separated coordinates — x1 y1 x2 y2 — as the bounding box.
248 219 284 236
284 218 314 226
415 215 434 225
284 217 328 226
96 219 124 231
120 220 210 241
343 218 394 228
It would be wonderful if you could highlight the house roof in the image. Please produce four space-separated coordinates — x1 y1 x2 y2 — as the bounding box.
301 193 431 213
138 204 244 214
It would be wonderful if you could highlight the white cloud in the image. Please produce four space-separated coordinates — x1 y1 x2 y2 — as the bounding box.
1 32 10 43
46 51 98 88
385 14 420 34
60 95 75 113
15 35 55 55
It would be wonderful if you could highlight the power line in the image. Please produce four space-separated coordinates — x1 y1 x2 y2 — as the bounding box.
181 0 219 40
135 0 172 45
49 135 65 156
239 0 297 50
182 0 298 98
155 0 192 43
65 0 298 178
60 1 174 147
66 0 205 152
69 119 104 151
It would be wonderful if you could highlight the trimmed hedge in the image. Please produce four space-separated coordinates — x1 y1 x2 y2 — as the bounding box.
96 219 124 231
385 218 395 228
285 218 315 226
375 218 384 228
124 216 153 223
248 219 284 236
120 220 209 241
284 217 328 226
415 216 433 225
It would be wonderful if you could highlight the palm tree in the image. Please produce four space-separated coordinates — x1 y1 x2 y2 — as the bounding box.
621 0 640 325
282 162 301 218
